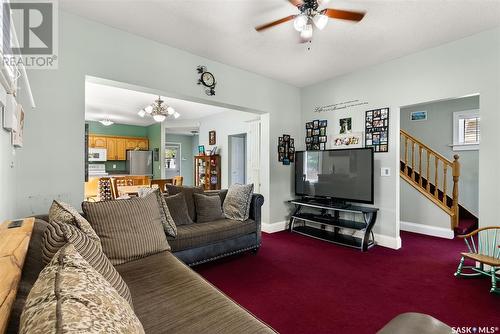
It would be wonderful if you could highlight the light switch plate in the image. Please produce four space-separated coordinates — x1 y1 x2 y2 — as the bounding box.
381 167 391 176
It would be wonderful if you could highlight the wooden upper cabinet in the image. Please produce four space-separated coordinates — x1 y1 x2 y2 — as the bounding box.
88 134 149 161
92 136 107 148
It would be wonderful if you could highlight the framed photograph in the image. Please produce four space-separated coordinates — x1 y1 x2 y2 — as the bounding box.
319 120 328 127
313 120 319 129
306 122 313 129
198 145 205 155
283 158 290 165
410 111 427 121
339 118 352 134
365 108 389 153
209 130 216 145
283 134 290 142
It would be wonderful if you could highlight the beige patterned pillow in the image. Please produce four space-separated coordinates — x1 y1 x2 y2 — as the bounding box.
20 244 144 334
223 184 254 221
41 220 133 306
139 189 177 237
49 200 101 247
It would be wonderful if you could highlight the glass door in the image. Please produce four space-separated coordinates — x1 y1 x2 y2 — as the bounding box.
165 143 181 179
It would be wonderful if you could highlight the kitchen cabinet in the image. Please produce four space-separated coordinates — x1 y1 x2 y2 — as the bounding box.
88 135 149 161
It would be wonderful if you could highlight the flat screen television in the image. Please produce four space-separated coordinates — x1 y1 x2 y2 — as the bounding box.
295 148 374 204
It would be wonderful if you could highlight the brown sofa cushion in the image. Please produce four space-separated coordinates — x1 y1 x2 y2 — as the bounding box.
167 219 257 252
166 185 203 221
194 193 224 223
41 220 133 305
164 192 194 226
82 193 170 265
116 251 275 334
20 244 144 334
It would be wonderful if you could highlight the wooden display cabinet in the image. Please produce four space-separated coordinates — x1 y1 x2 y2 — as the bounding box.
195 155 221 190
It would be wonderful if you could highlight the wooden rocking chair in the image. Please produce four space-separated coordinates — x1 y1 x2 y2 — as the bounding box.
454 226 500 294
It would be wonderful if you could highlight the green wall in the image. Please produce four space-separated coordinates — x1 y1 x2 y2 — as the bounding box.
166 134 196 186
147 123 162 179
87 121 159 174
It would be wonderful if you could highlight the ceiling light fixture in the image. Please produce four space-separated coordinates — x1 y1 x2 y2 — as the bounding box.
99 119 114 126
313 13 328 30
293 14 308 31
140 96 179 123
300 24 313 40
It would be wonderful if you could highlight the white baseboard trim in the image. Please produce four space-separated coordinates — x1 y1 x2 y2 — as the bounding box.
261 221 287 233
400 221 454 239
374 233 402 250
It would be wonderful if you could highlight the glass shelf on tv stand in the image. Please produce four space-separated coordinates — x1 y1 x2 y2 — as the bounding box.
288 198 379 252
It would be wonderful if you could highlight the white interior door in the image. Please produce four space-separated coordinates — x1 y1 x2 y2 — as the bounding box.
247 120 261 193
165 144 181 179
229 135 246 185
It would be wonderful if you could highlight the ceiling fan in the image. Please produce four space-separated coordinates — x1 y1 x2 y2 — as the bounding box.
255 0 365 41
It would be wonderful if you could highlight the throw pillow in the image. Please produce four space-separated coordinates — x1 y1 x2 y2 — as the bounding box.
193 193 225 223
166 185 204 222
138 188 177 238
48 200 101 246
41 220 133 305
19 244 144 334
223 184 254 221
164 192 194 226
82 192 170 265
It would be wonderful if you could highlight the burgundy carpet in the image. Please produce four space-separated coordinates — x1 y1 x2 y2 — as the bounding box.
195 231 499 333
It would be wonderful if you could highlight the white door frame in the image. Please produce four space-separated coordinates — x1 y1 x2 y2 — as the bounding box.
228 133 247 186
165 142 182 178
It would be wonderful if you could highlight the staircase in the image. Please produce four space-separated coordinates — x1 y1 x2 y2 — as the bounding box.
400 130 465 232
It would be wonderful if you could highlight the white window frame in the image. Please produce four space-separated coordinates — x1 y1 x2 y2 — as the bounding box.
452 109 480 151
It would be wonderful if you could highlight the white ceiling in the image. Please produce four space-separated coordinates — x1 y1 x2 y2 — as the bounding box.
63 0 500 87
85 81 227 126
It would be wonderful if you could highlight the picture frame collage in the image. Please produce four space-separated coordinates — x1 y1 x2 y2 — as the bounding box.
305 120 327 151
278 134 295 165
365 107 389 153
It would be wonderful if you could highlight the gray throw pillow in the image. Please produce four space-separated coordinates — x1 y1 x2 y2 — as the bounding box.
223 184 254 221
193 193 225 223
82 192 170 265
166 185 204 222
164 192 194 226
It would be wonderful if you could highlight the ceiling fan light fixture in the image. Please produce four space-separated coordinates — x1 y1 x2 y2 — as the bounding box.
166 106 175 115
293 14 308 31
145 106 153 114
99 119 114 126
173 112 180 119
313 13 328 30
300 24 313 40
138 109 146 117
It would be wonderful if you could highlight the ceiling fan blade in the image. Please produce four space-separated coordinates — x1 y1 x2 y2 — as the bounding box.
255 15 295 32
324 8 365 22
287 0 303 7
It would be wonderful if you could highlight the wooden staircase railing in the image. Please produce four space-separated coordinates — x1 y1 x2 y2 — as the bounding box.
400 129 460 229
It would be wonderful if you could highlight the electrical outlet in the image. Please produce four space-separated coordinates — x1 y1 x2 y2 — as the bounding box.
113 164 116 169
381 167 391 177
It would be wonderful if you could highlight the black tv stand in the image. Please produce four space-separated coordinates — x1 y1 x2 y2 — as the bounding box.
288 198 378 251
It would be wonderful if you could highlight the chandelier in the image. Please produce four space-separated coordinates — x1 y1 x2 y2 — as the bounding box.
138 96 180 123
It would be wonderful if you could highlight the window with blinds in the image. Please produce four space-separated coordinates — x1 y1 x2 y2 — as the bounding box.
453 110 480 151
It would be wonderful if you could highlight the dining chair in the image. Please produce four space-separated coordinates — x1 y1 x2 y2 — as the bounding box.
150 179 172 193
173 176 184 186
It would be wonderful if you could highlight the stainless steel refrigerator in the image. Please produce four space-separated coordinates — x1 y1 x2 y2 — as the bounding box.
126 150 153 176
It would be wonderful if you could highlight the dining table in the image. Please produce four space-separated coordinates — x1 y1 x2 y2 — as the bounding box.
117 185 150 197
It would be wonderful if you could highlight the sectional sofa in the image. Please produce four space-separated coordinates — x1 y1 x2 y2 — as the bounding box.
7 189 272 333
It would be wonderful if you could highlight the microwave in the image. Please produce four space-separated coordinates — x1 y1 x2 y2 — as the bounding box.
88 148 107 162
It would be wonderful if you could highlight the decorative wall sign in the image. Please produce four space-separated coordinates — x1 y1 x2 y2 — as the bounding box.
209 130 216 145
314 99 369 113
197 65 216 96
365 108 389 153
339 117 352 134
330 132 363 149
410 111 427 121
305 120 327 150
278 134 295 165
